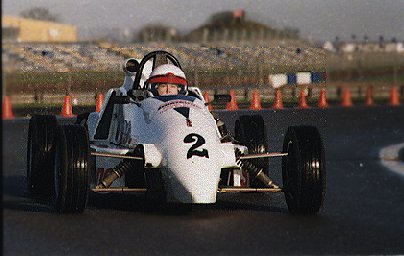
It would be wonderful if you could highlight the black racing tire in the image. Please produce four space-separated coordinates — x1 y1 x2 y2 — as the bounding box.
53 124 90 213
235 115 268 187
282 126 326 214
26 115 58 197
75 112 90 130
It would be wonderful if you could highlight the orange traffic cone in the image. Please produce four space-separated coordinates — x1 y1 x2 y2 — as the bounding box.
272 89 283 109
317 88 328 108
60 95 73 117
298 88 309 109
249 90 262 110
2 96 14 119
364 86 374 106
389 86 400 106
226 89 239 110
96 92 105 112
341 86 353 107
203 91 213 111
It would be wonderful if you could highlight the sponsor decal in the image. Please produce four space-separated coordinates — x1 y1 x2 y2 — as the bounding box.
186 118 192 127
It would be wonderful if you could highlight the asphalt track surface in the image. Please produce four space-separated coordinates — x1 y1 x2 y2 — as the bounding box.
3 106 404 255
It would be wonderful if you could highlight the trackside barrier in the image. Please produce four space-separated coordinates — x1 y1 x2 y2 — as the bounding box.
4 86 403 117
341 87 353 107
226 89 239 111
96 92 105 112
272 89 283 109
249 90 262 110
203 91 213 111
60 95 73 117
389 86 400 106
2 96 14 120
298 88 309 109
365 87 374 106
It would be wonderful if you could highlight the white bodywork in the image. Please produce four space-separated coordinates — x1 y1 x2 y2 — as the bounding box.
87 58 245 204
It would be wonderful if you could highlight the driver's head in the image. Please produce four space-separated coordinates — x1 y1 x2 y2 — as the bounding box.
147 64 187 96
156 83 179 96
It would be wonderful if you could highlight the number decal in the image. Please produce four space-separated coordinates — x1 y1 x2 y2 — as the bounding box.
184 133 209 159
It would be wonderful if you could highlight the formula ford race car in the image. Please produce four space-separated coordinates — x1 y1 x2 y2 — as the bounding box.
27 50 325 214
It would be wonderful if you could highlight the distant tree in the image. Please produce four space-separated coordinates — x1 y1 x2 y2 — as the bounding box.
363 35 369 42
136 24 178 42
379 35 384 42
379 35 385 48
209 11 238 25
283 27 299 39
20 7 59 22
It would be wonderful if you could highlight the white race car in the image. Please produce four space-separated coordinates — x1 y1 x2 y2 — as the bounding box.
26 50 325 214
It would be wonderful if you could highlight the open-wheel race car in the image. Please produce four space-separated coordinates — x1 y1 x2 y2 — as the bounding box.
27 50 325 214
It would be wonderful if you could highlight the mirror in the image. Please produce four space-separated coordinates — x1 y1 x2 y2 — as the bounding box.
125 59 140 73
128 89 147 102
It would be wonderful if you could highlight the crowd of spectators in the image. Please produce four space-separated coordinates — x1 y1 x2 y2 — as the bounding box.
3 40 325 74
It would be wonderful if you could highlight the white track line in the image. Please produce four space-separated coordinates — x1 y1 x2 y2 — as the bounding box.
379 143 404 176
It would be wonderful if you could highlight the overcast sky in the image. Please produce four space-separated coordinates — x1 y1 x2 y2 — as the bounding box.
3 0 404 42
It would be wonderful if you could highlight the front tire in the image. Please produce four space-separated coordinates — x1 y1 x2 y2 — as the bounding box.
53 124 90 213
27 115 57 197
282 126 326 214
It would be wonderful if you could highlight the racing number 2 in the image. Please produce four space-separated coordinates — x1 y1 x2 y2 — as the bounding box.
184 133 209 159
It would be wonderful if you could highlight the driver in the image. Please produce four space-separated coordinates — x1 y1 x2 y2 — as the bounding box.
146 64 187 96
147 63 234 142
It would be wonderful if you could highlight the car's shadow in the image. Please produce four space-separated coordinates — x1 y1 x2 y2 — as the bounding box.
3 175 27 198
3 175 287 214
3 175 55 213
88 192 287 214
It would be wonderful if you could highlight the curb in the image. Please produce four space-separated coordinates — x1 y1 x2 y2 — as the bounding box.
379 143 404 177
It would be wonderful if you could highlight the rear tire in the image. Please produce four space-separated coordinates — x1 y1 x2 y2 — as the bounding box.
53 125 90 213
27 115 57 197
235 115 268 187
282 126 326 214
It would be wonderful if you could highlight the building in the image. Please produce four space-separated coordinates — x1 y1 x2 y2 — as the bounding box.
136 24 179 42
323 40 404 53
2 16 77 43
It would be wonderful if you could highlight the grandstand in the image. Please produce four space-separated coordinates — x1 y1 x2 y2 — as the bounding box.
3 40 329 102
2 41 325 73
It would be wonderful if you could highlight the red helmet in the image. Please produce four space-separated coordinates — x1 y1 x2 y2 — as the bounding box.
147 64 188 95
